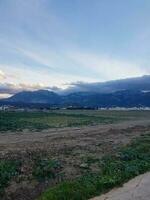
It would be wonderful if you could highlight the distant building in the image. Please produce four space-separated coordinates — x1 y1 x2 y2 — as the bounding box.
0 105 10 111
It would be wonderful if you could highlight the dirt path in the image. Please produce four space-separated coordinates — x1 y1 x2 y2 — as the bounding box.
91 172 150 200
0 119 150 153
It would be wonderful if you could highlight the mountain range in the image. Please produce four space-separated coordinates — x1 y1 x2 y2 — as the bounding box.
1 75 150 108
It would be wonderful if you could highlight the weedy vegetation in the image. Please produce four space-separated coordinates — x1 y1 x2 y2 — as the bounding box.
33 158 62 181
1 110 150 132
0 160 21 194
38 134 150 200
0 111 122 132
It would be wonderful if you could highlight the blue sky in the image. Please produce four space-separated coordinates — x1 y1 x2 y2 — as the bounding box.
0 0 150 97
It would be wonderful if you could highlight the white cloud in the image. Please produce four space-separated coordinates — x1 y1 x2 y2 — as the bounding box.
0 82 54 96
0 93 12 99
0 70 6 80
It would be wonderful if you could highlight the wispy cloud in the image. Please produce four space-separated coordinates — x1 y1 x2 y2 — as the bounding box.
0 70 6 80
0 81 62 98
68 51 147 81
0 82 43 94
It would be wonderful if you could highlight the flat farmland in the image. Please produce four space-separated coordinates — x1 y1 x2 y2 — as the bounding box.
1 110 150 131
0 110 150 200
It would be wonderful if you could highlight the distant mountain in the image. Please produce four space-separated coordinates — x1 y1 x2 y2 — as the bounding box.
2 90 150 108
7 90 61 104
1 75 150 108
61 90 150 107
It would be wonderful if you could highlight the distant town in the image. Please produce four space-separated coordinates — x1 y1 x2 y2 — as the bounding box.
1 104 150 112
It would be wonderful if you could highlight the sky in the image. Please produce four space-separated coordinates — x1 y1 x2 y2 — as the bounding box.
0 0 150 98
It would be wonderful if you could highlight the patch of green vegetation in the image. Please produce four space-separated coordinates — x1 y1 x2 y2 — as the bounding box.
55 109 150 119
0 160 20 194
0 111 122 132
33 158 62 181
38 134 150 200
81 156 100 169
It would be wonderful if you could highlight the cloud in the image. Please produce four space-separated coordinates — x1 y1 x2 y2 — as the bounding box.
0 70 6 80
63 74 150 94
0 82 62 98
16 48 57 72
68 51 147 81
0 93 12 99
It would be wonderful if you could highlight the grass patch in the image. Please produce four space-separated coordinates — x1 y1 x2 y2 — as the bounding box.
33 158 62 181
1 110 150 132
38 134 150 200
0 160 20 194
0 111 121 132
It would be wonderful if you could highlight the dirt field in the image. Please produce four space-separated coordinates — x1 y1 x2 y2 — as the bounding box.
0 111 150 200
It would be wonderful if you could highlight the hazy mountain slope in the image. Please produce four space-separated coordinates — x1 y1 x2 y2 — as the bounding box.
62 90 150 107
7 90 61 104
2 90 150 108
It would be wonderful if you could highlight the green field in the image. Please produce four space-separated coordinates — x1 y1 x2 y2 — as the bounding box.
0 110 150 132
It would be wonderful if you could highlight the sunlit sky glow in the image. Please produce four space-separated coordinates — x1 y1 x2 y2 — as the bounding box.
0 0 150 97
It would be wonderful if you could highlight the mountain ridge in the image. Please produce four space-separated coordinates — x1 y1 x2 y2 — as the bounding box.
1 75 150 108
